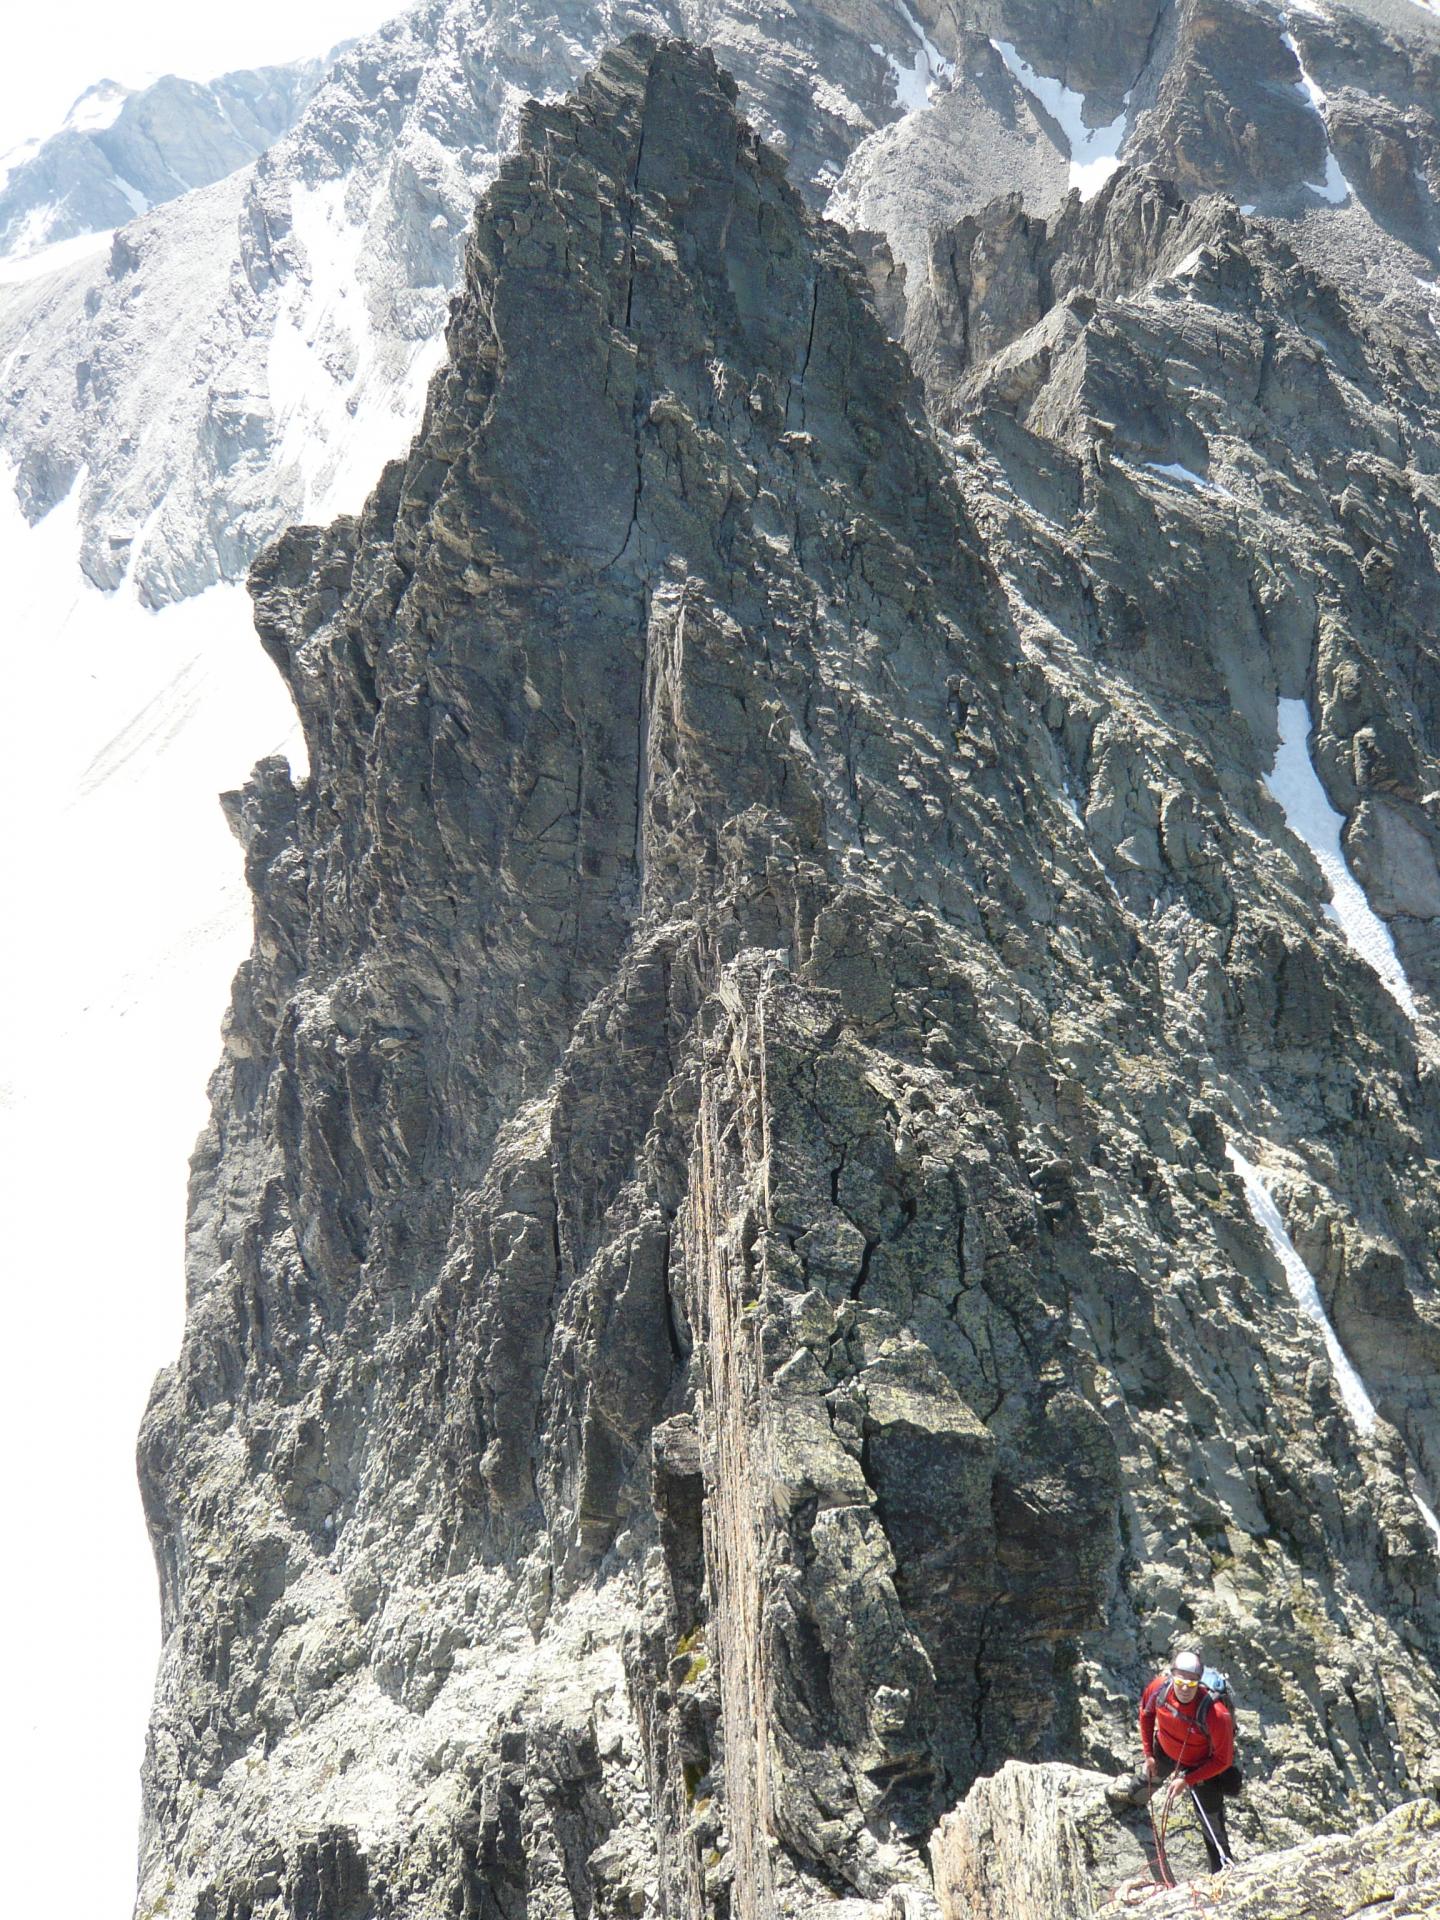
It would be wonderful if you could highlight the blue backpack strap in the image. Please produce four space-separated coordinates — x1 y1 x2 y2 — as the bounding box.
1195 1686 1230 1753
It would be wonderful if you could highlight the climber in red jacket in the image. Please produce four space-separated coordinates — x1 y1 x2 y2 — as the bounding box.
1137 1649 1241 1871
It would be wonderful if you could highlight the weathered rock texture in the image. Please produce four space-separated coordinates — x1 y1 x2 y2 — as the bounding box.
137 28 1440 1920
1097 1798 1440 1919
934 1764 1440 1920
933 1764 1155 1920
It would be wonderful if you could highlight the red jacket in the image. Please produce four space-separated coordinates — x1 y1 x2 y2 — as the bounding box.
1140 1674 1235 1783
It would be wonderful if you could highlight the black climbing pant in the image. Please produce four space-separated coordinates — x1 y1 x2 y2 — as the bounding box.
1153 1750 1240 1872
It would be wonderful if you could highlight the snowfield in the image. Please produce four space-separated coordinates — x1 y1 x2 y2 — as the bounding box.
268 173 448 522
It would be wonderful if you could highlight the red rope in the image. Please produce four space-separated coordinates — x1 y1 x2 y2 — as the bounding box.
1113 1777 1220 1910
1156 1777 1182 1886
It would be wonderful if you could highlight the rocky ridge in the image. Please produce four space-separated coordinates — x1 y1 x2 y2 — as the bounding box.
1 0 909 601
0 59 327 259
8 0 1440 603
136 28 1440 1920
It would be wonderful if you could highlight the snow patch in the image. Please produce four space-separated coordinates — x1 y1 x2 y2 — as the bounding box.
1144 460 1239 502
1226 1145 1377 1429
64 81 131 135
1264 698 1418 1019
1060 778 1085 828
0 226 114 284
114 175 150 217
1281 31 1353 204
871 0 955 116
990 39 1129 199
268 174 441 520
1413 274 1440 339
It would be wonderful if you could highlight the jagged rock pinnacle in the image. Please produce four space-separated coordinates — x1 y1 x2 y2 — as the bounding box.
134 28 1440 1920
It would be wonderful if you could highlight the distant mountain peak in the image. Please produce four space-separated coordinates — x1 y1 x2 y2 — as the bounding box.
0 51 327 262
61 78 134 136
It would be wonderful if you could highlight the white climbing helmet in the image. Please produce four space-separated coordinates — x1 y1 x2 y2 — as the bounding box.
1171 1649 1204 1690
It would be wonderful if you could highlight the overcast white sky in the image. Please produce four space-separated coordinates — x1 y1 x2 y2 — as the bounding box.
2 0 407 156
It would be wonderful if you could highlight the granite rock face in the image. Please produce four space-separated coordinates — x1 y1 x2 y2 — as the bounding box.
907 146 1440 1025
135 31 1440 1920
